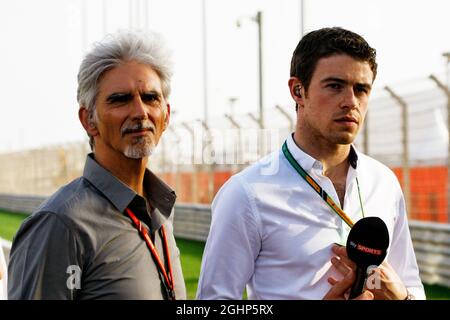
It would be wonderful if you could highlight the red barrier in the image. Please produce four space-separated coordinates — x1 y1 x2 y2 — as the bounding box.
163 166 449 223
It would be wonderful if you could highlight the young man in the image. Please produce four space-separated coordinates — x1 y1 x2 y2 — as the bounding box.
197 27 425 300
8 30 186 300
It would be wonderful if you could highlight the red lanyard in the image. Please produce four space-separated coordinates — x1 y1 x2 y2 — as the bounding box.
125 208 176 300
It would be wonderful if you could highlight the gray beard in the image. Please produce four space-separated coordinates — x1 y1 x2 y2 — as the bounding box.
123 137 156 159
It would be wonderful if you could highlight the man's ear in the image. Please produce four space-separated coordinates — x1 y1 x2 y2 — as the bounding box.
79 107 99 137
163 103 171 130
288 77 305 108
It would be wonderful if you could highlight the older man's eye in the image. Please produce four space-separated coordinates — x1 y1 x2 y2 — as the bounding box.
107 93 132 104
142 93 160 103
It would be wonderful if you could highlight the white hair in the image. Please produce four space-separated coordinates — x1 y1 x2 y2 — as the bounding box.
76 29 173 149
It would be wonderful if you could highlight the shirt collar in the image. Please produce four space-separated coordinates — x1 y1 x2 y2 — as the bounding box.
143 167 177 218
285 134 359 170
83 153 176 226
83 153 135 213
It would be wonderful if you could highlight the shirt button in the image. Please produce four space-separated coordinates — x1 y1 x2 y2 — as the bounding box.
313 162 322 170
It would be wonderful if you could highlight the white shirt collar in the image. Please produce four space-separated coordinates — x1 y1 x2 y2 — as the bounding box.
286 133 359 172
286 133 318 171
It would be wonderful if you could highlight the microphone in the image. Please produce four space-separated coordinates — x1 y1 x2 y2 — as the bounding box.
346 216 389 299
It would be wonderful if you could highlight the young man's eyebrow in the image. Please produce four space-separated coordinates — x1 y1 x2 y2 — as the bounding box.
320 77 347 84
355 83 372 91
321 77 372 90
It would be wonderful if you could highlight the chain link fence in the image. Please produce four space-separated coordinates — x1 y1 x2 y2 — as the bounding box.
0 76 449 223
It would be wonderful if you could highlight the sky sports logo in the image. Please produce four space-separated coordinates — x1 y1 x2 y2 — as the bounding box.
348 241 383 255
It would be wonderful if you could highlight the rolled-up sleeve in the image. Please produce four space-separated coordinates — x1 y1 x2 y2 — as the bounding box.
8 212 82 300
196 176 262 300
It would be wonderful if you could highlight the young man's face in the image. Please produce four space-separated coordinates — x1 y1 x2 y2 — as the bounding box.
295 54 373 146
92 60 169 160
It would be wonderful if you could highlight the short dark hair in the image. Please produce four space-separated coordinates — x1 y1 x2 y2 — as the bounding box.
290 27 377 92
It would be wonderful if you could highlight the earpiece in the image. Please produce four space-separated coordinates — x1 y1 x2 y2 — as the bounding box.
294 85 302 98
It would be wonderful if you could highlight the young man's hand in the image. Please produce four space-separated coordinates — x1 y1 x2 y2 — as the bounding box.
323 268 374 300
365 261 410 300
330 244 409 300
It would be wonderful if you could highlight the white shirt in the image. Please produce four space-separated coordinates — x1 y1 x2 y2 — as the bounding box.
0 239 7 300
197 134 425 300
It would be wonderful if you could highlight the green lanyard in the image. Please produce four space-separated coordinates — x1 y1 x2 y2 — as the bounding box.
282 141 365 228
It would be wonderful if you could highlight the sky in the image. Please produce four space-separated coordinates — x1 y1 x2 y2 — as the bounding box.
0 0 449 152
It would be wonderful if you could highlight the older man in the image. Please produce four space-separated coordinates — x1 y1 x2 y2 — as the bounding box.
8 30 186 300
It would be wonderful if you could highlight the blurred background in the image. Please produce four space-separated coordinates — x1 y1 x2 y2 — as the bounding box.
0 0 449 299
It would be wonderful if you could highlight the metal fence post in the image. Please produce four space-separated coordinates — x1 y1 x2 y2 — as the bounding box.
363 111 369 155
199 120 214 203
429 74 450 222
160 136 166 174
181 122 197 203
168 127 181 199
275 105 294 133
248 112 264 157
384 86 411 215
224 114 242 173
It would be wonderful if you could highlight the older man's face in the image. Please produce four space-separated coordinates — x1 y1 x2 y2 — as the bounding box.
93 61 169 160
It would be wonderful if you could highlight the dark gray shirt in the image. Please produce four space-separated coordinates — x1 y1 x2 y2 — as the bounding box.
7 153 186 300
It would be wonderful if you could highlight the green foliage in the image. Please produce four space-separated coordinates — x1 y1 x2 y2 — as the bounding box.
176 238 205 300
0 210 28 241
424 283 450 300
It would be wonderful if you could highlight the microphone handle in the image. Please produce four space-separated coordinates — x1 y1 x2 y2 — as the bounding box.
349 266 367 300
